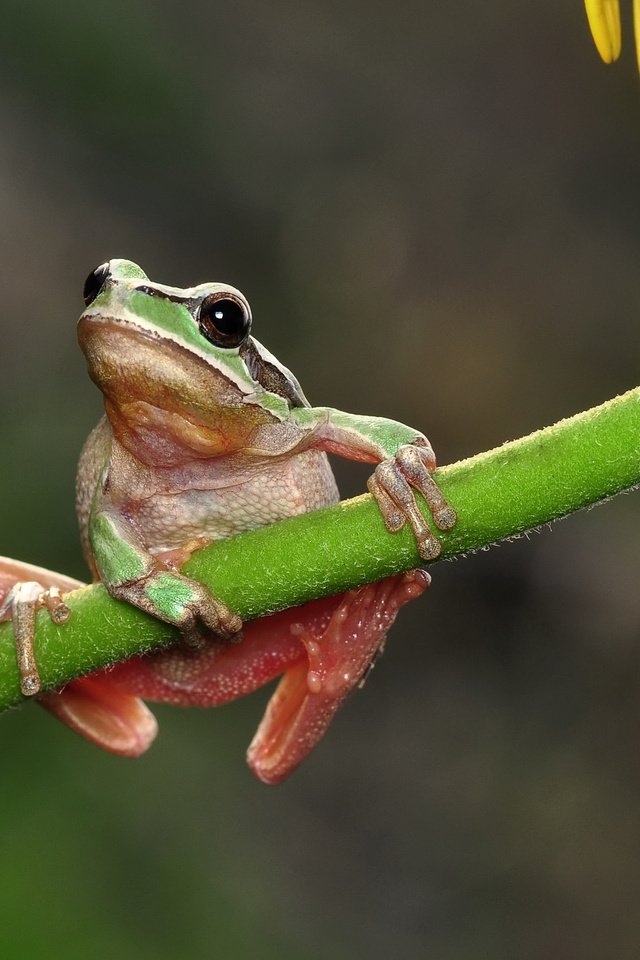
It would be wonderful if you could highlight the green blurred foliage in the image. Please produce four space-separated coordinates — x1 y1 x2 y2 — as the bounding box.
1 1 640 958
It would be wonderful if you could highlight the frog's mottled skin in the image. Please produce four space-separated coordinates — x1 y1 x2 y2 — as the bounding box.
77 416 338 559
0 260 456 783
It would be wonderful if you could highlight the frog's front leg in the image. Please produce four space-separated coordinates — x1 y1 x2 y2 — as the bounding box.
0 557 158 754
90 510 242 643
0 560 76 696
0 583 70 695
293 407 457 560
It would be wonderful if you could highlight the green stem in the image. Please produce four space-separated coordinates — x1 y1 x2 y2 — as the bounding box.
1 386 638 712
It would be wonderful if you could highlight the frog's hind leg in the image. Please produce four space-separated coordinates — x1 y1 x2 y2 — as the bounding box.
0 557 157 757
40 676 158 758
103 569 430 782
247 569 430 783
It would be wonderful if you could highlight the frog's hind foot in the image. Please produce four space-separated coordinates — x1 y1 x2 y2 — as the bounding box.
0 581 71 696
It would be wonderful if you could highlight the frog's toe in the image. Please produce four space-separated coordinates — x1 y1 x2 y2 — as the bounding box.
369 443 456 556
40 677 158 757
191 586 243 640
41 586 72 625
366 473 406 532
433 505 457 531
415 532 442 562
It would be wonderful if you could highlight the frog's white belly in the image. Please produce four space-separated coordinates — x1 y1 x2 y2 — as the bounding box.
134 449 340 554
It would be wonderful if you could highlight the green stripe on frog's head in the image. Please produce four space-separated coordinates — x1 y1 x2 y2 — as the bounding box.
79 259 288 415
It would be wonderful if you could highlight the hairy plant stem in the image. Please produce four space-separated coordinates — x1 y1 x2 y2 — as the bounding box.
0 386 638 712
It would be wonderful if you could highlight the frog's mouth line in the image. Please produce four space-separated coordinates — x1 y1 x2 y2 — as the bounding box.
78 313 260 399
79 313 213 369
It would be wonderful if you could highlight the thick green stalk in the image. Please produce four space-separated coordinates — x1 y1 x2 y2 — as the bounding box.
0 386 638 712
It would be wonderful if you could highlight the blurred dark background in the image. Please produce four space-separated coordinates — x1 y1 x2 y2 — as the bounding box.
1 1 639 957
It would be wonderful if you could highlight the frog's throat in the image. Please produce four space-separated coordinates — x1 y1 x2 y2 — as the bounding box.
104 396 265 464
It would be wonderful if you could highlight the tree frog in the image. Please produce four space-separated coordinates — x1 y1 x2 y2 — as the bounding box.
0 259 456 783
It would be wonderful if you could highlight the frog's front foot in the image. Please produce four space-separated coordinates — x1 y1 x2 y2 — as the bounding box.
367 440 457 561
110 572 243 647
0 582 71 696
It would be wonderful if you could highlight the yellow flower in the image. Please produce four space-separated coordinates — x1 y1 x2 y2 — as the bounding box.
585 0 622 62
584 0 640 69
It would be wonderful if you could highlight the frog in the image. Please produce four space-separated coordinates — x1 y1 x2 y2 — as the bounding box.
0 259 456 782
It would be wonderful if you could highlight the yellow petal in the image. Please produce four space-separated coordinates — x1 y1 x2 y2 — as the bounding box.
585 0 622 63
634 0 640 72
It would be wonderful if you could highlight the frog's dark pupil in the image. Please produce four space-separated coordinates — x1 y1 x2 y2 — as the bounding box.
198 295 251 348
209 299 242 334
83 262 111 306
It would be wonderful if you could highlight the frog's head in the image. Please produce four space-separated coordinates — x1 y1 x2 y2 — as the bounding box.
78 259 307 464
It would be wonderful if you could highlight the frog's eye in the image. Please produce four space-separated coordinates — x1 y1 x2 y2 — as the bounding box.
83 262 111 306
197 293 252 348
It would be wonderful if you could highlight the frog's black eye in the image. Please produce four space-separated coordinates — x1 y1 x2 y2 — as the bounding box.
83 262 111 306
197 293 252 348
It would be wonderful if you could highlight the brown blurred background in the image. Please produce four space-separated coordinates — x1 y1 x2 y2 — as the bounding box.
1 1 640 957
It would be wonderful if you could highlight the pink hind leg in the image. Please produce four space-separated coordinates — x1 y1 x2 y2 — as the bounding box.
103 570 430 782
0 557 429 777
